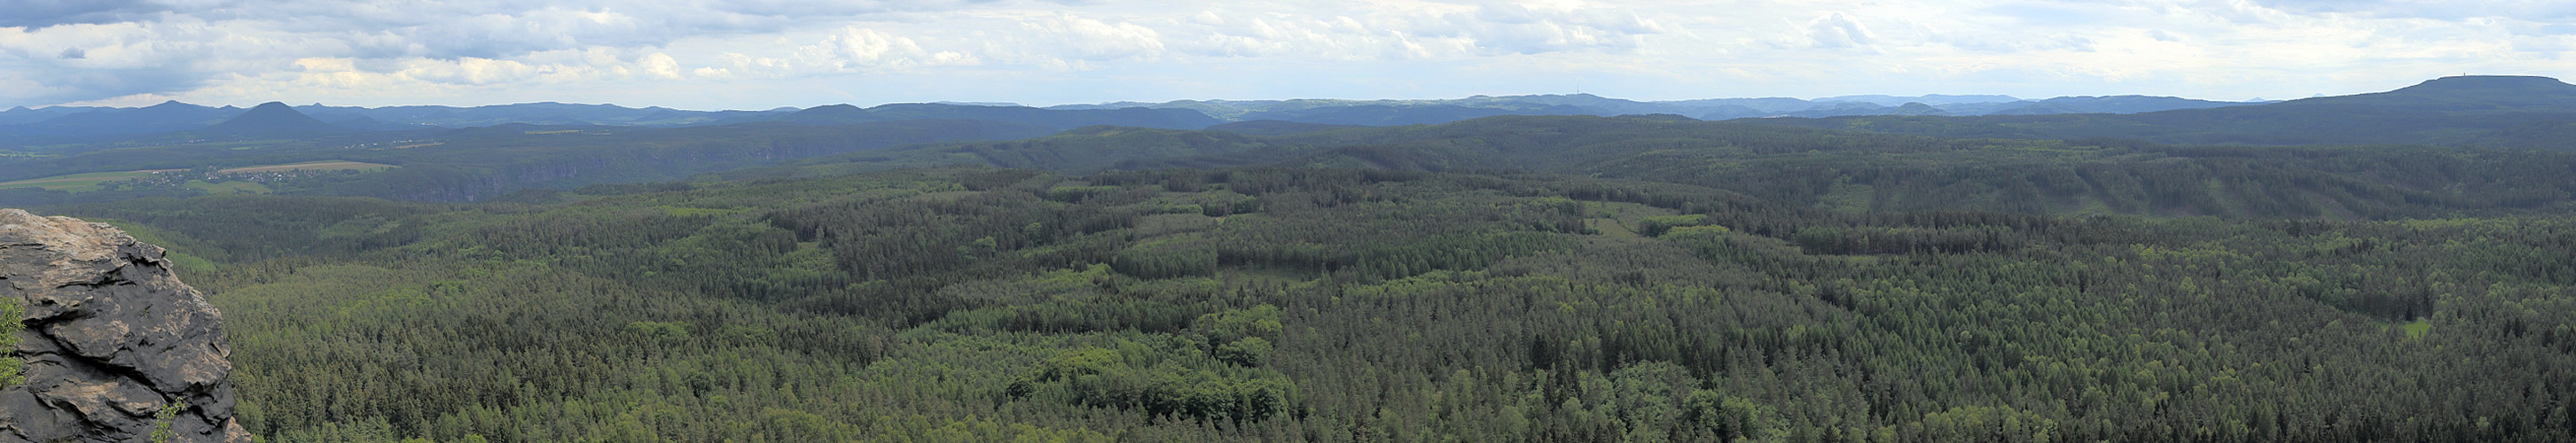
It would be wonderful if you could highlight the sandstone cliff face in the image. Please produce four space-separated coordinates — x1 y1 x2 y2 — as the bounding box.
0 209 251 443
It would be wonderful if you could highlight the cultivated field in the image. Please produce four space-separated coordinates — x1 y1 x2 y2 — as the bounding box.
0 160 395 191
217 160 395 174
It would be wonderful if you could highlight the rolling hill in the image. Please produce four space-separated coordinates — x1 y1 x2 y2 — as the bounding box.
716 114 2576 220
0 101 239 136
7 74 2572 217
1763 75 2576 147
197 102 359 137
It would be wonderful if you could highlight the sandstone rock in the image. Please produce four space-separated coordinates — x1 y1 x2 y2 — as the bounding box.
0 209 250 443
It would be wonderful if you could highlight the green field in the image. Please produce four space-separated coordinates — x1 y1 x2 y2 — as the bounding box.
216 160 395 174
0 170 167 191
0 160 395 191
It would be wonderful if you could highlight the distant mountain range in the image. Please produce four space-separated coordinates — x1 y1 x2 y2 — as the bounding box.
1049 93 2265 122
1 101 243 136
0 89 2272 148
10 74 2576 209
17 76 2576 151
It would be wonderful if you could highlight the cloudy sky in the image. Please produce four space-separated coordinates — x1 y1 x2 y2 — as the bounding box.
4 0 2572 110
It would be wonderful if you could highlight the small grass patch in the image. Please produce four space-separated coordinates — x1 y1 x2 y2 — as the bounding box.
2069 194 2117 216
2403 320 2431 339
1818 181 1875 214
2202 178 2246 217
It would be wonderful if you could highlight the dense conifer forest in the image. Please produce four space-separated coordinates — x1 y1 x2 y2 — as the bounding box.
35 152 2576 441
16 79 2576 443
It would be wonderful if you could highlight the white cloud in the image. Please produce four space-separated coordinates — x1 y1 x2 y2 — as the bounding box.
697 26 979 79
1157 4 1656 61
1026 14 1166 61
4 0 2576 108
818 27 943 66
1800 12 1876 49
640 52 683 79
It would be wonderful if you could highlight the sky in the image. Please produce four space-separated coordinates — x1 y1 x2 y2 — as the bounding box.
4 0 2574 110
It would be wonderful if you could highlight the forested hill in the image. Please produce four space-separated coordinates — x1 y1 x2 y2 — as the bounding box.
1753 75 2576 147
200 102 363 138
15 87 2576 219
13 108 2576 221
0 120 1061 205
776 103 1223 130
13 74 2576 211
38 166 2576 442
731 115 2576 220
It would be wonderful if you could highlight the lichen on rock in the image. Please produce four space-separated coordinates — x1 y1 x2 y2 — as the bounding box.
0 208 251 443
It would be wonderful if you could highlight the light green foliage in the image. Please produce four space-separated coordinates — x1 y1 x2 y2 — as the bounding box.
868 414 1116 443
1212 336 1271 367
1899 406 2059 443
1193 305 1282 346
1817 180 1875 214
150 400 187 443
1200 306 1283 367
1660 224 1732 237
1683 389 1780 443
623 322 691 340
1635 214 1707 237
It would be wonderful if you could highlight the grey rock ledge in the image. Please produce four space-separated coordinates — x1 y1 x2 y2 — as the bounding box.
0 208 250 443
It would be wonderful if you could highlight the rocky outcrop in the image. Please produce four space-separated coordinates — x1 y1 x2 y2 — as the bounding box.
0 209 250 443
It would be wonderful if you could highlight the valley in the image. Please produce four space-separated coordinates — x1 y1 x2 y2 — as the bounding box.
6 77 2576 442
